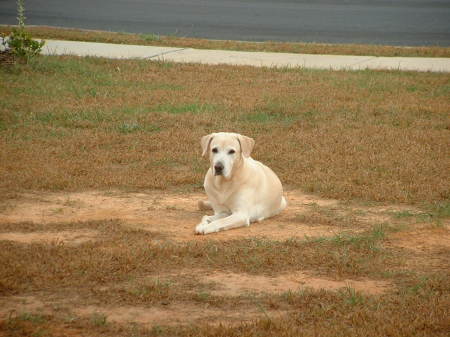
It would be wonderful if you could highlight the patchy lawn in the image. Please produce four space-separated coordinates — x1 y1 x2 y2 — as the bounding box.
0 55 449 336
1 56 448 203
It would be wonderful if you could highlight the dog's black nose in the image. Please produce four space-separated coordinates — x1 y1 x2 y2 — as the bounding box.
214 162 224 175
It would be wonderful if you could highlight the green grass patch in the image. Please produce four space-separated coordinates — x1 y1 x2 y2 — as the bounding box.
90 313 108 327
392 210 417 218
390 202 450 224
140 33 161 42
427 201 450 219
18 313 47 324
242 111 285 123
116 121 161 134
154 103 217 114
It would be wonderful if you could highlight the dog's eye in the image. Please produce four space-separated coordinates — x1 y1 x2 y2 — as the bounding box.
212 148 218 153
228 149 235 155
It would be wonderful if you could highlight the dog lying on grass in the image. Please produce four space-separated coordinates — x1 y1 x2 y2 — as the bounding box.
195 132 287 235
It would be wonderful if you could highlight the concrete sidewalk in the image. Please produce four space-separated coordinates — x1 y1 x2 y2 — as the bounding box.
41 39 450 72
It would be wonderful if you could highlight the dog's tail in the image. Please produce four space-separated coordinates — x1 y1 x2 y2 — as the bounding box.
198 200 213 211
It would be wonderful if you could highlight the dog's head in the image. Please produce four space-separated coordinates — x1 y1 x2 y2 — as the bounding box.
201 132 255 179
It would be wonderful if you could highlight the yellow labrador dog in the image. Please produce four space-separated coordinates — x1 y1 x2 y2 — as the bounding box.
195 132 287 235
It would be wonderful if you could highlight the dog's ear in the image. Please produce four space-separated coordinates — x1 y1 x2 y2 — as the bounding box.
237 134 255 158
201 133 215 157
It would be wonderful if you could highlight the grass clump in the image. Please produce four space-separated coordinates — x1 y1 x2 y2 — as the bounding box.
140 33 161 42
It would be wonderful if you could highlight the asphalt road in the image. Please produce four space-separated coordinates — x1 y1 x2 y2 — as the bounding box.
1 0 449 46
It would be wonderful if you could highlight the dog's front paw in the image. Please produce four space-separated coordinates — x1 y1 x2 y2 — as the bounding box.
195 223 219 235
195 223 208 235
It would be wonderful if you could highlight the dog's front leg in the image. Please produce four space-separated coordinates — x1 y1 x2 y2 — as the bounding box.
196 212 249 235
195 212 228 234
201 212 229 224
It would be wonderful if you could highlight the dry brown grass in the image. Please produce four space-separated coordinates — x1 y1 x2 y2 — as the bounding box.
0 221 450 337
1 25 450 58
0 220 393 294
0 217 448 337
3 273 449 337
2 277 449 337
1 55 449 204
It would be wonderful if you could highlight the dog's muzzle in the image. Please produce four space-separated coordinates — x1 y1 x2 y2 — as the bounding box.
214 162 224 176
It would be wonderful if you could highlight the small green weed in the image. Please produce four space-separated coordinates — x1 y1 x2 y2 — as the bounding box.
392 210 417 218
8 0 45 63
90 312 107 326
150 325 166 335
19 312 46 323
340 287 365 306
391 202 450 225
194 292 211 302
326 225 385 248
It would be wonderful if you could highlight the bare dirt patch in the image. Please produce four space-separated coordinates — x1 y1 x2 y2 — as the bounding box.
0 294 284 328
387 227 450 273
0 190 354 241
74 303 284 327
0 229 99 245
0 189 448 335
389 227 450 252
203 271 390 296
0 296 46 318
0 265 390 329
105 268 391 298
